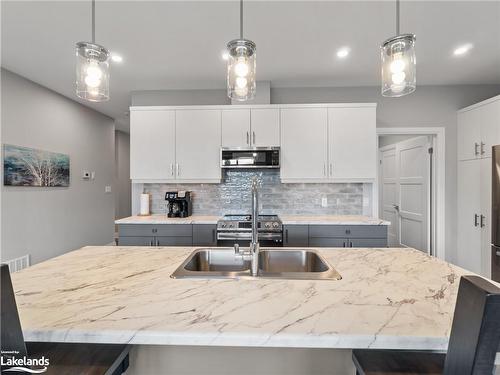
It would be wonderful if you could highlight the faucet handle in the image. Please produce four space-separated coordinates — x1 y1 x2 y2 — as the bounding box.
233 243 240 254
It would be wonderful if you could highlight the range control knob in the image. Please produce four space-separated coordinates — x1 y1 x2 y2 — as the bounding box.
264 222 271 229
221 223 227 228
272 222 279 228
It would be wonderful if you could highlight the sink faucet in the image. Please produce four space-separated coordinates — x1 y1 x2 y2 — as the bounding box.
250 177 260 276
233 177 260 276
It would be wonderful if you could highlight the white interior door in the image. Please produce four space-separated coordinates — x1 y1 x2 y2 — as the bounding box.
379 146 399 246
398 136 431 252
379 136 431 252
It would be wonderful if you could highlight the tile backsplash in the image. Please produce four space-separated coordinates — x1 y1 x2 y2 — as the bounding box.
144 170 367 216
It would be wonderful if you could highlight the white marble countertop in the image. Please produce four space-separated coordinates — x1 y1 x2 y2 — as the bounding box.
115 215 390 226
280 215 390 225
115 215 220 225
12 246 475 349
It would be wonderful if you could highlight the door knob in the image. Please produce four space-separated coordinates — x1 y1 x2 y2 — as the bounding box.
393 204 400 211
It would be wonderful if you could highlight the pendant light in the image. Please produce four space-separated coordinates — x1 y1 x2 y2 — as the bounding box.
75 0 110 102
381 0 416 97
226 0 256 101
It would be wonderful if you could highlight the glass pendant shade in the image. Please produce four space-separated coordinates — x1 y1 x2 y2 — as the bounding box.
227 39 256 101
75 42 110 102
381 34 416 97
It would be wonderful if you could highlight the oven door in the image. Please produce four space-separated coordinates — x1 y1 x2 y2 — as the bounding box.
221 147 280 169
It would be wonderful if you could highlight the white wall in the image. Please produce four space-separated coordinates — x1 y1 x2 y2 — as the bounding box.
1 69 115 264
115 130 131 220
379 134 419 148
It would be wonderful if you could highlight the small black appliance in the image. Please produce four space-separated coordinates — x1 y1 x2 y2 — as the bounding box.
165 191 192 218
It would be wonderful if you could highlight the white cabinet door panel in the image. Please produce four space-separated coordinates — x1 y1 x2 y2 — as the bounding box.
221 109 251 148
328 107 376 180
175 110 221 180
250 108 280 147
130 110 175 180
457 159 482 274
480 158 492 278
281 108 328 181
479 100 500 158
457 108 481 161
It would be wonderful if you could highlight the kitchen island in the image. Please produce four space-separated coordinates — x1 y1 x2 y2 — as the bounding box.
11 245 472 374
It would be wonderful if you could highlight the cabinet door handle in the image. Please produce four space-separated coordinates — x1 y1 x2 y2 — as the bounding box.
349 241 353 248
285 229 289 243
474 214 479 227
156 238 160 246
480 214 486 228
329 163 333 176
323 163 326 176
246 131 250 145
212 229 216 243
170 163 174 176
149 239 153 246
474 142 479 156
480 142 486 155
176 163 180 176
252 131 256 145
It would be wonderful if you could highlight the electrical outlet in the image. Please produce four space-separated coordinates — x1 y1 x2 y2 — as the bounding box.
91 171 96 180
321 197 328 207
105 186 112 193
82 171 90 180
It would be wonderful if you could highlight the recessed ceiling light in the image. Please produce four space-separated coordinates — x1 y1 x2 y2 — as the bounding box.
111 54 123 63
453 44 473 56
221 51 229 61
336 47 350 59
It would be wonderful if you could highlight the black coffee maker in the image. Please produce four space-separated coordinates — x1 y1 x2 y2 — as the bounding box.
165 191 192 218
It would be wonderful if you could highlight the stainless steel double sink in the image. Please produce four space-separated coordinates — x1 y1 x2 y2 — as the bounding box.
171 248 342 280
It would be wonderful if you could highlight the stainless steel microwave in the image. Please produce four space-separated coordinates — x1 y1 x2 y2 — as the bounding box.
221 147 280 169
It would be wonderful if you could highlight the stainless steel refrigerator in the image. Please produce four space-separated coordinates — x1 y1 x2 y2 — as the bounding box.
492 145 500 282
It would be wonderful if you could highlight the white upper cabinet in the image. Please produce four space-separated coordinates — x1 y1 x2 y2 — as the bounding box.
221 109 251 148
281 107 328 181
328 107 376 180
175 109 221 181
130 110 176 181
250 108 280 147
458 96 500 161
480 99 500 158
458 107 482 161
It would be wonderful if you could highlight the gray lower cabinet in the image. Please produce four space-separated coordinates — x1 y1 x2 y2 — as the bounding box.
308 237 348 247
117 236 155 246
283 225 309 247
118 224 193 247
192 224 217 246
308 225 388 248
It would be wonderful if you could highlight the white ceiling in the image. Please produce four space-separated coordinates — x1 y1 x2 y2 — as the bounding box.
2 1 500 131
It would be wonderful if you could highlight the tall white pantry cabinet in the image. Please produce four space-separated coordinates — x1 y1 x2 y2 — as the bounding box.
457 95 500 278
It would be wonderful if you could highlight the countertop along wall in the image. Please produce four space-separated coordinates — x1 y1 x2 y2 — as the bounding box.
1 69 116 265
131 84 500 262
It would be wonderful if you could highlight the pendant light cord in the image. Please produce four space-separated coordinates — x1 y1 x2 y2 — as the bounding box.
240 0 243 39
91 0 96 43
396 0 400 35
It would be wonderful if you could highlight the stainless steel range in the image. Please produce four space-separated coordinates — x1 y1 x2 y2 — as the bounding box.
216 214 283 247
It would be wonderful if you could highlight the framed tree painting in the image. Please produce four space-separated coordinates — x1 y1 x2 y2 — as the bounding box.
3 145 70 187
